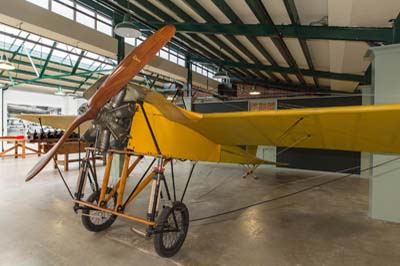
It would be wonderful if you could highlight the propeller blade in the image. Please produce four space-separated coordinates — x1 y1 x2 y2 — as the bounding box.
25 25 176 182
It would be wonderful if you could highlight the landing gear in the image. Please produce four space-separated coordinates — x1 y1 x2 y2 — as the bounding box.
81 189 118 232
154 202 189 257
73 146 197 257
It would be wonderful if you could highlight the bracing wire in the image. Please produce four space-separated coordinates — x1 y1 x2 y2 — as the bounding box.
190 156 400 223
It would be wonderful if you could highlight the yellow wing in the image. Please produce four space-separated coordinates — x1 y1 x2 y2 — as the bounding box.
16 114 92 132
188 104 400 154
130 85 400 155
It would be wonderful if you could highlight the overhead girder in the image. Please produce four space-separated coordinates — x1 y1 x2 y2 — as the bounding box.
142 22 394 43
283 0 319 88
191 57 366 83
245 0 306 85
131 0 255 81
210 0 287 83
183 0 272 81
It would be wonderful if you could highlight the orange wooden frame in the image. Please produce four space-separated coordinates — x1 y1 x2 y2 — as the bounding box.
79 148 170 226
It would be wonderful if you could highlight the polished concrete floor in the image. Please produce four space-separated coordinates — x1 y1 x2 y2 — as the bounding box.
1 155 400 266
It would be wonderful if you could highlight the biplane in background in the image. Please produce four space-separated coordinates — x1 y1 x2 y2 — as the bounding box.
20 25 400 257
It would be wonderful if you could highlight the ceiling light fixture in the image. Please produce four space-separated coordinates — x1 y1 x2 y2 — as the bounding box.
249 86 261 95
249 91 261 95
54 86 66 96
114 14 142 38
0 55 15 70
213 66 229 79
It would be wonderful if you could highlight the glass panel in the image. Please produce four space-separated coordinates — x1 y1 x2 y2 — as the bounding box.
76 4 95 29
177 57 185 66
169 53 177 63
96 14 112 36
52 0 74 20
26 0 49 9
160 49 168 60
97 21 112 36
125 38 135 46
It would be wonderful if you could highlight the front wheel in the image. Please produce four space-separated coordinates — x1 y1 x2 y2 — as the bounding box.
81 189 117 232
154 202 189 257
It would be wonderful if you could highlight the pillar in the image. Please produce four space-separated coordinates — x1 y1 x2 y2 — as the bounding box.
366 43 400 222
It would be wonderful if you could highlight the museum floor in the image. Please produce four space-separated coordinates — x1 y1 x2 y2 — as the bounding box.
1 156 400 266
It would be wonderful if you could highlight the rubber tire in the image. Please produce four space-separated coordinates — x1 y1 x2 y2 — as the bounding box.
81 189 118 232
154 202 189 257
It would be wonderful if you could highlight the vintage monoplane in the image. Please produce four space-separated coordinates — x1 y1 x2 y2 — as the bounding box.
22 25 400 257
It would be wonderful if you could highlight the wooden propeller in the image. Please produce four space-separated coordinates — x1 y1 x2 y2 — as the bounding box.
25 25 176 181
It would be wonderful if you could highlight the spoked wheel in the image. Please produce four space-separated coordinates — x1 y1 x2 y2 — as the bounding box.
154 201 189 257
81 188 118 232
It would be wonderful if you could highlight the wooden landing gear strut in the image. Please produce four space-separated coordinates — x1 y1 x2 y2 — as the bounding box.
242 164 260 179
73 149 194 257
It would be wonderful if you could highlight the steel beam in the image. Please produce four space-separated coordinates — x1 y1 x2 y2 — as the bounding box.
283 0 319 87
0 48 99 84
39 42 57 78
246 0 306 85
71 50 85 74
131 0 253 80
211 0 286 82
191 57 365 83
142 22 393 43
184 0 270 81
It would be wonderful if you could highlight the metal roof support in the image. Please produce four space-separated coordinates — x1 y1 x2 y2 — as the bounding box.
246 0 306 85
140 0 258 79
283 0 319 87
98 0 256 80
22 46 40 77
9 68 95 86
211 0 288 83
132 0 254 80
191 57 365 83
76 62 105 92
184 0 271 81
71 50 86 74
0 47 99 85
39 42 57 78
0 30 111 66
146 23 393 42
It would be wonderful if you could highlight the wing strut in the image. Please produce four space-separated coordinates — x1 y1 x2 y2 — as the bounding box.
276 116 305 145
139 101 162 155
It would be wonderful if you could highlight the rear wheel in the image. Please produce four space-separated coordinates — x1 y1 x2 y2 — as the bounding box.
81 188 117 232
154 202 189 257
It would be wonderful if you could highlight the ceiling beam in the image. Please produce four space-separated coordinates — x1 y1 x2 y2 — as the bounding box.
132 0 255 80
142 22 393 43
191 57 366 83
183 0 271 81
246 0 306 85
71 50 85 74
39 41 56 78
211 0 288 83
283 0 319 87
